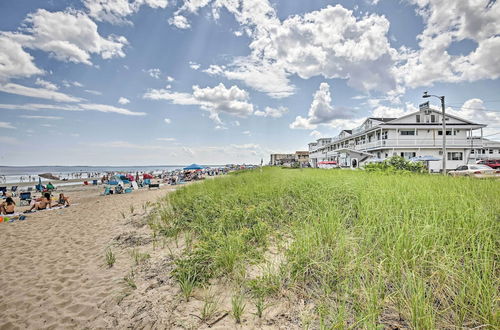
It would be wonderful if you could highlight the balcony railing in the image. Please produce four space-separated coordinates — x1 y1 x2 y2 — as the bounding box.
351 139 482 150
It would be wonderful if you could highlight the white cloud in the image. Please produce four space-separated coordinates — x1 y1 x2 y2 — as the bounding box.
242 130 251 135
147 68 161 79
447 98 500 136
84 0 168 25
20 115 63 120
0 34 43 82
84 89 102 95
0 122 16 129
168 15 191 29
166 75 174 82
290 82 355 130
254 106 288 118
157 137 176 141
0 102 145 116
118 97 130 105
0 83 82 102
35 78 58 91
189 61 200 70
5 9 128 65
144 83 254 124
164 118 172 124
79 103 145 116
230 143 259 150
398 0 500 88
310 130 323 139
62 80 83 88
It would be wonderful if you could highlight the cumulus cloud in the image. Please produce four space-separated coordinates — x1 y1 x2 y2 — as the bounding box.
168 15 191 29
166 75 174 82
0 122 16 129
447 98 500 136
4 9 128 65
254 106 288 118
398 0 500 88
0 35 43 82
84 0 168 25
118 97 130 104
164 118 172 124
189 61 200 70
144 83 254 124
290 82 355 130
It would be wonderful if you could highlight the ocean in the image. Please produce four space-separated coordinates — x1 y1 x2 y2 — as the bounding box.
0 165 190 184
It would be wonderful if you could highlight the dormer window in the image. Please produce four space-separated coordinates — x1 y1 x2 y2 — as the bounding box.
431 115 436 123
416 115 420 123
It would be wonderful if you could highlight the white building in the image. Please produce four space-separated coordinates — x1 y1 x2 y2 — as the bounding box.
308 108 500 172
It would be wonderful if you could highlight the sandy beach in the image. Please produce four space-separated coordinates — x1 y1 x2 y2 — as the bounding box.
0 183 177 329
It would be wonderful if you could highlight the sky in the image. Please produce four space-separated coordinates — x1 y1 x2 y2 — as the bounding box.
0 0 499 166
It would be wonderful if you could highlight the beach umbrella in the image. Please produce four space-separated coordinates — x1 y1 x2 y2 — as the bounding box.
143 173 153 179
183 164 204 170
38 173 60 180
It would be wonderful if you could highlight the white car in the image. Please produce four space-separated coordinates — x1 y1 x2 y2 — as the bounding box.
448 164 499 178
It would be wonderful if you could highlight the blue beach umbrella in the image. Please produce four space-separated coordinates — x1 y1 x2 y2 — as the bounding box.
183 164 204 170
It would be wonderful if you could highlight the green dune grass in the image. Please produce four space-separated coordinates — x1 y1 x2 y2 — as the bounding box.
152 168 499 328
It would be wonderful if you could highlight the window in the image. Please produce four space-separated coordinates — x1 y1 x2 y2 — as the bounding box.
381 131 388 140
400 130 415 135
489 149 493 154
438 130 452 136
416 115 420 123
431 115 436 123
471 149 475 154
400 152 416 159
447 152 463 161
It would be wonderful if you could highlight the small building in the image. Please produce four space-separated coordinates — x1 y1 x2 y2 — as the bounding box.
295 151 309 167
270 153 295 166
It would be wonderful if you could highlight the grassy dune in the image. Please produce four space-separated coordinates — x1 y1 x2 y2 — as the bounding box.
152 168 499 328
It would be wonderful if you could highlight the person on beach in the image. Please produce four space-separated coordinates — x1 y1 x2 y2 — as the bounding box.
46 182 55 191
54 193 70 207
27 193 52 212
1 197 16 215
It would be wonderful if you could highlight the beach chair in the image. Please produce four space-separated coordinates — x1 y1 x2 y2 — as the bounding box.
0 186 7 198
35 184 44 192
92 179 98 185
102 187 111 196
11 186 18 197
19 192 32 206
143 179 151 186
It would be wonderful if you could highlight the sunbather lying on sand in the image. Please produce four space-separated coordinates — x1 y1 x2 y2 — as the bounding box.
1 197 16 215
27 193 51 212
53 193 70 207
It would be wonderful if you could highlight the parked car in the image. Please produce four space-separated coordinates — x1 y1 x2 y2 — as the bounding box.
476 159 500 169
448 164 499 178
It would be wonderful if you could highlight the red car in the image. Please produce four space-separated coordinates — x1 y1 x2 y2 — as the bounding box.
476 159 500 169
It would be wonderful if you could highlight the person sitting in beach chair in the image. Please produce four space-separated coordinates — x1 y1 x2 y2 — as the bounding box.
0 197 16 215
46 182 55 191
26 192 52 212
53 193 70 207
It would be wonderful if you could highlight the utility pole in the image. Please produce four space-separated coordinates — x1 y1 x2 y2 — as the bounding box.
440 96 446 175
423 92 447 175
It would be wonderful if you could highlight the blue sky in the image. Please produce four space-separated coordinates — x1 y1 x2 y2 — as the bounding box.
0 0 499 166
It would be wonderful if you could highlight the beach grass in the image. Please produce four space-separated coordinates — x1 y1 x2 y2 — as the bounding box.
153 167 499 328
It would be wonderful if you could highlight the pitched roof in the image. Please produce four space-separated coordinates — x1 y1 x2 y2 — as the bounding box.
368 117 397 122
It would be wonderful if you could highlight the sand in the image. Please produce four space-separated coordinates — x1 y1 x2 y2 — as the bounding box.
0 180 300 329
0 184 176 329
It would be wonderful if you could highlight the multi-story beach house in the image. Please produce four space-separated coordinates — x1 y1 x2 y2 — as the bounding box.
308 108 500 172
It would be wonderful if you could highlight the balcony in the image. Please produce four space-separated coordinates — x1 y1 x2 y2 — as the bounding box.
351 139 482 150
